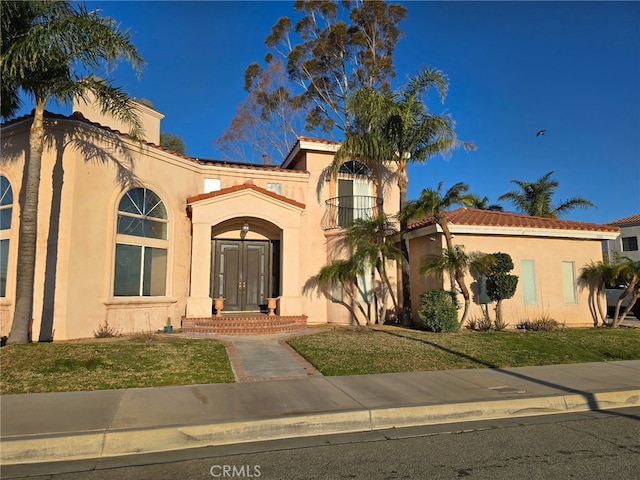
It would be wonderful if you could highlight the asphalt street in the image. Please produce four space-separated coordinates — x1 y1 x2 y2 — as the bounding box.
5 407 639 480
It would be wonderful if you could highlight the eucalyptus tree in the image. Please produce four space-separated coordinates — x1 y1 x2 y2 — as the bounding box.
334 70 475 325
1 0 144 344
498 170 596 218
400 182 476 325
218 0 407 162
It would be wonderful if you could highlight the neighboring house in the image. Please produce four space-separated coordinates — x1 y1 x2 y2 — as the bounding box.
0 97 399 340
406 209 620 327
604 214 640 264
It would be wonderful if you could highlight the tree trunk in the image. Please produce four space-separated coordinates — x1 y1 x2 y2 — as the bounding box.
612 282 638 328
398 163 412 327
377 258 399 321
494 299 503 327
438 215 471 326
595 283 607 326
8 99 46 344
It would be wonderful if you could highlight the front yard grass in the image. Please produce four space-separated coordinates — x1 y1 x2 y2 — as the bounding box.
287 326 640 376
0 334 234 395
2 326 639 394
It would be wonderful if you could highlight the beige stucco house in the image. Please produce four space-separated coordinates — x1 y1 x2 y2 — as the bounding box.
0 98 399 340
1 96 624 340
406 208 620 327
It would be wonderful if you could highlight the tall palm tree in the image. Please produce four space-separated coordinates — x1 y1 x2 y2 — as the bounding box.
400 182 475 325
2 1 144 344
498 170 596 218
332 67 475 325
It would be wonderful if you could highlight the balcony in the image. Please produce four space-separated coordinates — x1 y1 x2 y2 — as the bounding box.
322 196 383 230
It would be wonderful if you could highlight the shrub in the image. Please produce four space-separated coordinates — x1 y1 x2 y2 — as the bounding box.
516 313 563 331
418 289 460 332
467 315 492 332
93 320 120 338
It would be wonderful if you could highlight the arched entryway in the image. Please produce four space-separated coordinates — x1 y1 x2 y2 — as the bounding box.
210 218 280 313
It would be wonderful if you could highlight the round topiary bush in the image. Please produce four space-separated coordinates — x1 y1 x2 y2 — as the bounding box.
418 289 460 332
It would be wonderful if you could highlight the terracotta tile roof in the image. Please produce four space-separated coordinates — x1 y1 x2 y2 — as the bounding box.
606 213 640 225
296 135 341 146
187 181 305 209
1 111 299 173
409 208 620 234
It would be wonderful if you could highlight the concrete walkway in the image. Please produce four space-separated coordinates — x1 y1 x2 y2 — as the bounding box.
1 330 639 473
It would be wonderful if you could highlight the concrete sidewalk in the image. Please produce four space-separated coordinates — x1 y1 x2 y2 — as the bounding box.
1 359 639 467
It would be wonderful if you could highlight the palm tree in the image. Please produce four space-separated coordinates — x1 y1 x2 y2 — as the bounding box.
2 1 144 344
609 258 640 327
420 245 470 327
315 259 368 326
333 68 475 325
578 260 614 326
400 182 475 325
468 194 503 212
498 171 596 218
345 213 402 322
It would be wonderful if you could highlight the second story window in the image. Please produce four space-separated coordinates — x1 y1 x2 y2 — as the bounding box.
337 160 374 226
622 236 638 252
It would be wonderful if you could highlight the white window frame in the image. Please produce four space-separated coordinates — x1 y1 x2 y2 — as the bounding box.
562 261 578 304
114 188 169 297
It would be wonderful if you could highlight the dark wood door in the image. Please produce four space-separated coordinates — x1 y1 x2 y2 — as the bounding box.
212 240 270 312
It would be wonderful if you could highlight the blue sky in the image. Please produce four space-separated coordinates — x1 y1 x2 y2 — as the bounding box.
12 1 640 224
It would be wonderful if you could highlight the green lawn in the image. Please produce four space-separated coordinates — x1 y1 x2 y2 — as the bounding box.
2 326 639 394
0 334 234 395
287 326 640 376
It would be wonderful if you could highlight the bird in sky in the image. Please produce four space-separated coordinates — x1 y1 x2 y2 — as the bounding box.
536 129 547 137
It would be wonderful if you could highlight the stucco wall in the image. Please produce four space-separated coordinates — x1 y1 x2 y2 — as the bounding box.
2 114 403 339
408 232 606 328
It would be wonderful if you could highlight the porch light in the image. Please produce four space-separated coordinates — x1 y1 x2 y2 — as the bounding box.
240 221 250 239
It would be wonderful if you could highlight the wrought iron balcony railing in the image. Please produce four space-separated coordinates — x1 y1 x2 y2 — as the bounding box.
322 196 383 230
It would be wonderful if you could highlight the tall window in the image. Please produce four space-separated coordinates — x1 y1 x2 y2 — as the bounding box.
561 261 577 304
337 160 374 226
114 188 168 296
0 176 12 297
520 260 537 305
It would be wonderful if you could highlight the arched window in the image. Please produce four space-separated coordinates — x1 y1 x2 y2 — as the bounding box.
114 188 168 296
338 160 372 177
0 176 13 297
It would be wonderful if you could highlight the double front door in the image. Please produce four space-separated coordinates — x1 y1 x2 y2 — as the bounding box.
211 240 272 312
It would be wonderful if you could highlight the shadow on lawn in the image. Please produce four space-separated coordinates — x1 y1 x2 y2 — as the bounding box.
376 328 640 422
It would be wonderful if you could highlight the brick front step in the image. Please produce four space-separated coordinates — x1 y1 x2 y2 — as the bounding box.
181 315 307 336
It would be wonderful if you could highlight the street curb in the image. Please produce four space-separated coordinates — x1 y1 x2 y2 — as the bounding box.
2 389 638 466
